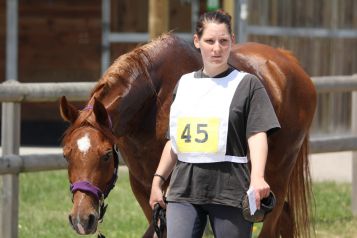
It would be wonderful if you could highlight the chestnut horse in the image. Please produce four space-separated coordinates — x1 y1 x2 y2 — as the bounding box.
60 33 316 237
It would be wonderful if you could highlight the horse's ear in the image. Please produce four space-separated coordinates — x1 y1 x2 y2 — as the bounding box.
59 96 79 123
93 97 110 128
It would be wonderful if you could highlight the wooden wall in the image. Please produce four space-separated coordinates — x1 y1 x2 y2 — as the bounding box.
0 0 103 128
248 0 357 134
0 0 355 144
0 0 5 83
0 0 192 145
109 0 192 61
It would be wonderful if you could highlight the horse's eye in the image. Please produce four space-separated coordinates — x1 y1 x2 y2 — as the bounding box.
63 153 69 162
101 151 112 162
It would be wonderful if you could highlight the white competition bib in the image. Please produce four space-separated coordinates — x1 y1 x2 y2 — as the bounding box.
170 70 248 163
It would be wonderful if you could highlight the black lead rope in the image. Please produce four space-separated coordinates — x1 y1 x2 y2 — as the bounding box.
97 233 106 238
97 203 108 238
152 203 166 238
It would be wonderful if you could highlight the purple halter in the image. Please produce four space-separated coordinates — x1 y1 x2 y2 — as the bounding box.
70 181 103 200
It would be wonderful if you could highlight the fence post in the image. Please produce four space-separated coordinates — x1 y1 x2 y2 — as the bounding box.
101 0 110 75
148 0 169 40
238 0 248 43
1 0 20 237
352 91 357 215
1 104 21 238
223 0 235 33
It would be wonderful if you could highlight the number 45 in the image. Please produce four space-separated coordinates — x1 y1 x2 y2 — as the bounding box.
181 123 208 143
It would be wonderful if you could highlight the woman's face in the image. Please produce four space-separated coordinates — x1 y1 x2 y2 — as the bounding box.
194 22 234 73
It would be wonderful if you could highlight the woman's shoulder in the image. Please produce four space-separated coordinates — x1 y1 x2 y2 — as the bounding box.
181 71 196 79
230 68 264 89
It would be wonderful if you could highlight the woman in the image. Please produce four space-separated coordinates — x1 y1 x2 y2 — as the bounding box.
150 10 280 238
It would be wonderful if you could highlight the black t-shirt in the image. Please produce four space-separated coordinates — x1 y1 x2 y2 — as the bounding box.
166 67 280 208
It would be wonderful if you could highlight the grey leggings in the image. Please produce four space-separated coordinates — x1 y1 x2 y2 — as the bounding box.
166 202 253 238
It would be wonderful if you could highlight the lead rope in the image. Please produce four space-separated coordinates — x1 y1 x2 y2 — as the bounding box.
152 202 167 238
96 196 107 238
97 232 106 238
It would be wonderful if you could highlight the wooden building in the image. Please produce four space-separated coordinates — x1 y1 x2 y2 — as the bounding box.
0 0 356 145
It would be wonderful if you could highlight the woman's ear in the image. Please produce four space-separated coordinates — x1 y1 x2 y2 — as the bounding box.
193 34 200 49
231 33 236 44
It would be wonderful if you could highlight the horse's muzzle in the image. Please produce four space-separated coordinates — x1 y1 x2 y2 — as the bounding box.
68 212 98 235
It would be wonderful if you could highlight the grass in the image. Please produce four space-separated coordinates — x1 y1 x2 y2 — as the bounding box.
17 168 357 238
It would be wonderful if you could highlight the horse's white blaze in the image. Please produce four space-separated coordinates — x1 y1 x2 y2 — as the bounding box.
76 193 86 234
77 134 91 155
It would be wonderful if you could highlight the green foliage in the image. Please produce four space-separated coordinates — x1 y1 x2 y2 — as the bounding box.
19 169 357 237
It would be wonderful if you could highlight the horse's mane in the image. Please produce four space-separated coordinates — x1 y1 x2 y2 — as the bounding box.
90 33 181 100
61 33 182 144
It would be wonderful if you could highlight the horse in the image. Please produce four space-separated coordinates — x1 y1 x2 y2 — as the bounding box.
60 33 316 238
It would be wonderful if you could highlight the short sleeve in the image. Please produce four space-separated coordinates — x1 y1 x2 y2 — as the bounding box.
246 76 280 138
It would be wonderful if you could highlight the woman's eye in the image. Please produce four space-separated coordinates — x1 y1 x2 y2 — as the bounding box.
220 39 228 44
205 39 214 44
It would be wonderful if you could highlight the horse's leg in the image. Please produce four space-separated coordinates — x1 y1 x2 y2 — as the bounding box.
258 133 303 238
258 181 290 238
279 202 294 238
261 201 294 238
260 134 311 238
128 172 157 238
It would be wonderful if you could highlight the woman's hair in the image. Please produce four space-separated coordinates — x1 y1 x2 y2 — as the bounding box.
195 9 233 38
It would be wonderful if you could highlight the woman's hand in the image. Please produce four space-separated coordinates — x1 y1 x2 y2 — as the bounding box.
149 176 166 209
249 176 270 209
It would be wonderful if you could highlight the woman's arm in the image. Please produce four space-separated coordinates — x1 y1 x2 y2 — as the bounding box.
149 140 177 208
247 132 270 209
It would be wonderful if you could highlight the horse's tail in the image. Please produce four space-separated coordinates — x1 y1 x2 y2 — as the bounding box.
288 135 313 238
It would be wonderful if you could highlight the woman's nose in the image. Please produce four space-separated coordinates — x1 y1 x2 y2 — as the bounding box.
213 41 221 52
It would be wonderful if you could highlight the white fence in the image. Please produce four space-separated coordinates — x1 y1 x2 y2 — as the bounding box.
0 75 356 236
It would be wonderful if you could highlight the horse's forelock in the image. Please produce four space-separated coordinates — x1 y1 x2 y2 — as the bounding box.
61 111 93 146
61 118 115 148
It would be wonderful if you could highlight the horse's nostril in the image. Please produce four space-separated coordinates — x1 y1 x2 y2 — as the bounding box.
87 214 96 230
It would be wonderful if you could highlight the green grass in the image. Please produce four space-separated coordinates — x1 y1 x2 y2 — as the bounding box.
19 167 147 238
18 168 357 238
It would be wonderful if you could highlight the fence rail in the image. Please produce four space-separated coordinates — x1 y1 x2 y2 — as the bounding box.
0 74 357 175
0 133 356 175
0 75 356 102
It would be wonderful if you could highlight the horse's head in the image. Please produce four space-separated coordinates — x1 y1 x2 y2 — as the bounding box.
60 96 119 235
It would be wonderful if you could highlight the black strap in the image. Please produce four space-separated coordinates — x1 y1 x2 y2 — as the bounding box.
152 203 166 238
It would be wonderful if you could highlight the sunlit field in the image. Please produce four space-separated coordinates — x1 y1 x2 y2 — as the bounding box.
18 168 357 238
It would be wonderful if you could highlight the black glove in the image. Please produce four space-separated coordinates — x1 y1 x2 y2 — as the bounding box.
242 191 276 223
